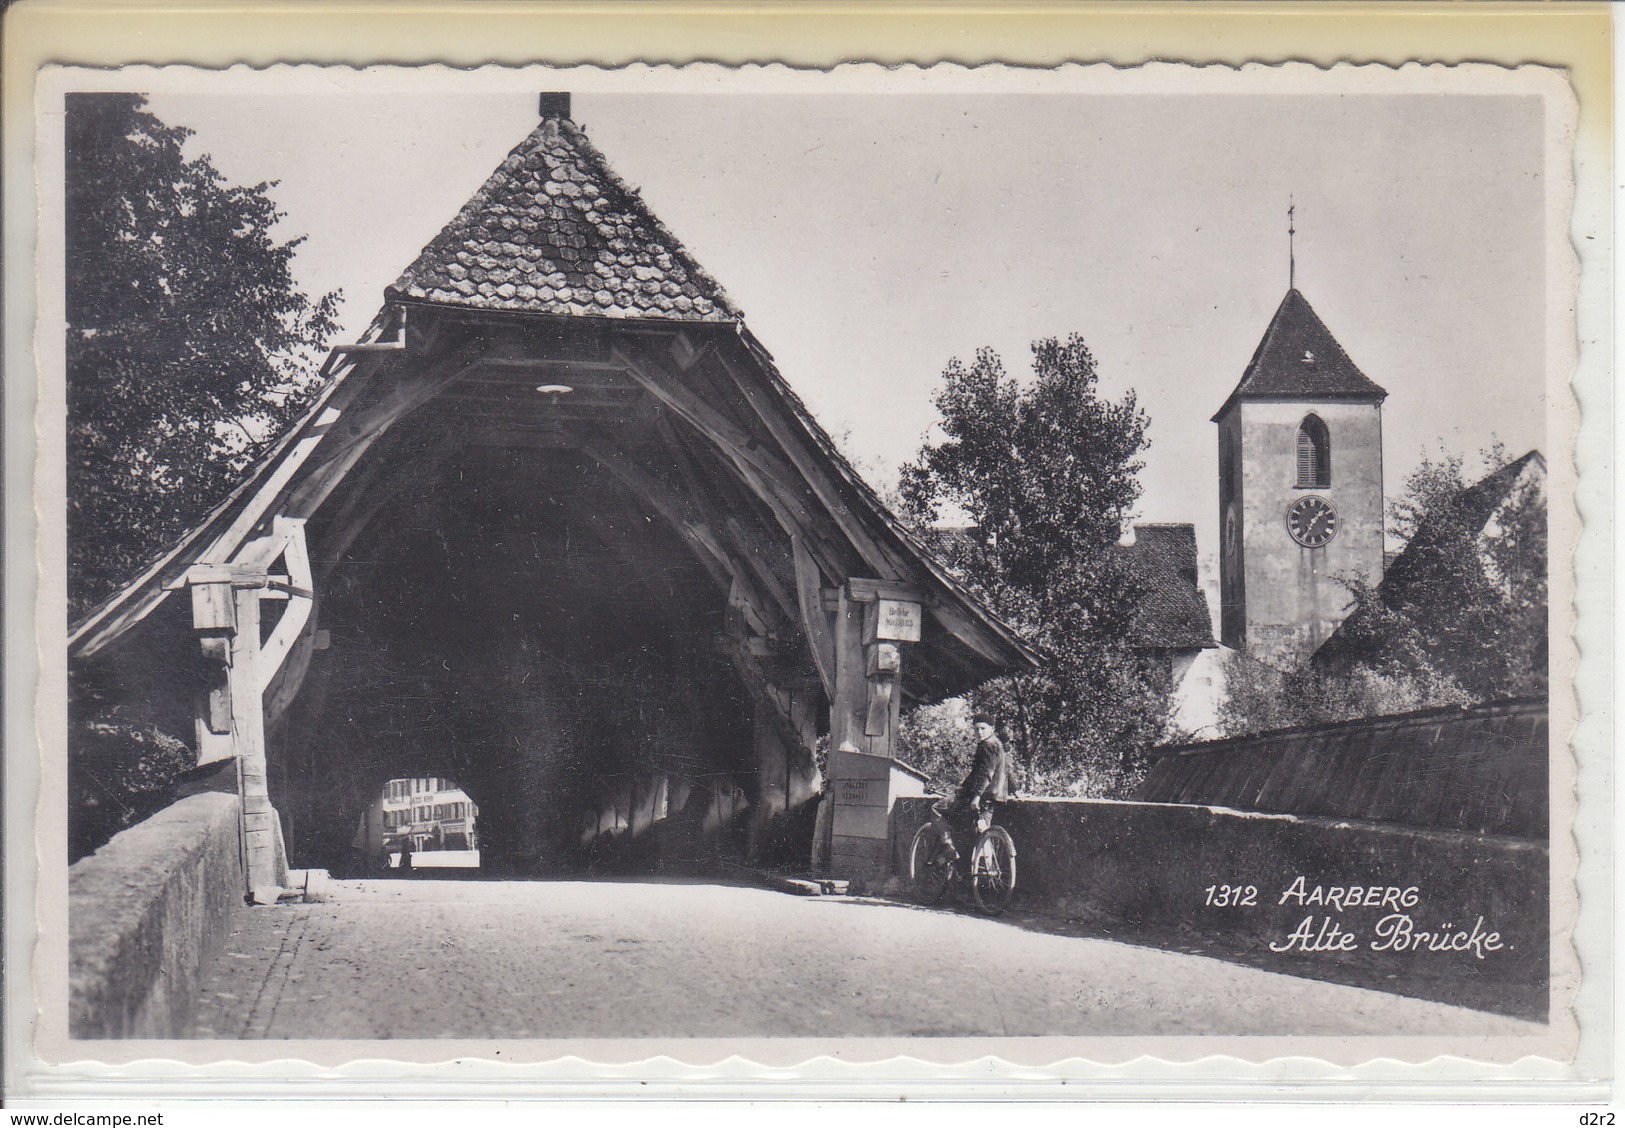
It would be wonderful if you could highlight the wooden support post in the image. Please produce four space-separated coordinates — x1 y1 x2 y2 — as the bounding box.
190 578 237 767
188 556 295 901
822 579 923 885
229 584 287 899
830 585 867 755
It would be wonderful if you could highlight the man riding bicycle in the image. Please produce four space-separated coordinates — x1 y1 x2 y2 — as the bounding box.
946 712 1009 863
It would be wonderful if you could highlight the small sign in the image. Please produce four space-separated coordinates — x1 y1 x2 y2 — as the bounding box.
875 598 922 642
838 778 877 806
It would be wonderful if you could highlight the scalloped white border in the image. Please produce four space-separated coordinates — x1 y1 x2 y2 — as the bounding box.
8 56 1601 1098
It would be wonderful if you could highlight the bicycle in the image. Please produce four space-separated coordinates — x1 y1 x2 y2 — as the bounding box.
907 800 1017 916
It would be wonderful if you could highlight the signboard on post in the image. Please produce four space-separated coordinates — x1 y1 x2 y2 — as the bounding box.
874 598 921 642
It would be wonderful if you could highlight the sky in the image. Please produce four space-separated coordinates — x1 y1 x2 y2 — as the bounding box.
142 82 1551 591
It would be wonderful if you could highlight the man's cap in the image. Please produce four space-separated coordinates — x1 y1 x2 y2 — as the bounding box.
971 712 996 727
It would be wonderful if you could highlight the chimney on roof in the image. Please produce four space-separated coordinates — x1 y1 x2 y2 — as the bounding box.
538 92 572 120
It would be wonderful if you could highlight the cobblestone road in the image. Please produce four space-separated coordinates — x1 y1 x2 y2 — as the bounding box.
190 878 1541 1039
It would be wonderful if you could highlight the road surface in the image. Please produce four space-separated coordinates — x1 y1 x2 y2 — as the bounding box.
189 877 1539 1039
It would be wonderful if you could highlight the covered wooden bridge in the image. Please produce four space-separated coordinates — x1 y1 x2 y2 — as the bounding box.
68 95 1036 893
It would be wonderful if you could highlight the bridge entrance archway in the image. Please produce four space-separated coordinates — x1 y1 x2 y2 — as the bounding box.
274 426 777 876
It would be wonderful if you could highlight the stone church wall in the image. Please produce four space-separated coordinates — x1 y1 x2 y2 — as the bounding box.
1233 399 1384 666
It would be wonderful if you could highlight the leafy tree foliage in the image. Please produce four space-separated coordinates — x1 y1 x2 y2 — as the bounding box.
69 719 194 863
896 698 977 796
67 93 339 620
900 335 1165 795
1216 651 1467 738
1335 445 1547 701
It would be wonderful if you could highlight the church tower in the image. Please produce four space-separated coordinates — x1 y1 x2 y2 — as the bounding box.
1214 288 1387 667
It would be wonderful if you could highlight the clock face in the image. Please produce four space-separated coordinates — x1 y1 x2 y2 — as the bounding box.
1286 495 1338 548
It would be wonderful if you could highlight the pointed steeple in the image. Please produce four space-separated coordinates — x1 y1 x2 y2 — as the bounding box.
1211 289 1387 421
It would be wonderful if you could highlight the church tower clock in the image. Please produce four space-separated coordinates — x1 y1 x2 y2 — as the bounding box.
1214 287 1387 667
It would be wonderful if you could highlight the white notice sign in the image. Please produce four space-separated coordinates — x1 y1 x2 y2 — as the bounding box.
875 599 922 642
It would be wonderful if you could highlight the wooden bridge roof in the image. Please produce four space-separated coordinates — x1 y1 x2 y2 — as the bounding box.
389 112 736 322
69 99 1037 702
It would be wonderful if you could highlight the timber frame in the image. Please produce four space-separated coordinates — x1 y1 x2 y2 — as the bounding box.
67 102 1037 892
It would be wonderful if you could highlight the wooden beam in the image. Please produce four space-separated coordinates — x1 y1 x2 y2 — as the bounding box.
614 341 795 481
845 577 930 605
251 519 313 695
443 383 642 409
271 341 490 526
829 585 866 753
654 412 849 586
229 584 284 896
443 405 652 428
792 534 837 702
930 598 1028 670
724 517 798 624
474 356 626 374
577 438 739 596
704 340 914 579
309 427 464 579
721 633 817 770
612 341 828 541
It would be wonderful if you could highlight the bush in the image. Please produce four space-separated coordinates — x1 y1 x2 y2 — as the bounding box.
69 721 195 863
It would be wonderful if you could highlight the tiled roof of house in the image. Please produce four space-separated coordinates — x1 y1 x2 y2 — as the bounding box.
1213 289 1387 420
1114 524 1218 651
389 113 738 321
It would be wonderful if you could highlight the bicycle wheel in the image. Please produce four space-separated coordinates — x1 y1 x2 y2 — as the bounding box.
908 821 954 905
970 826 1016 915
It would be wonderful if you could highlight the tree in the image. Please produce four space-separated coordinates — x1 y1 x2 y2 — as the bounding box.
899 335 1162 795
1335 444 1547 701
1216 650 1467 738
896 697 977 796
66 93 340 620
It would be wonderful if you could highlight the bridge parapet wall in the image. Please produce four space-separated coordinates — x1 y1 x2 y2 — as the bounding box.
69 792 243 1038
1138 697 1548 837
893 795 1547 1017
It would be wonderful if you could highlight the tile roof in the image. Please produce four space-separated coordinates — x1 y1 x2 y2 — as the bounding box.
1113 524 1218 651
1212 289 1387 420
389 114 738 321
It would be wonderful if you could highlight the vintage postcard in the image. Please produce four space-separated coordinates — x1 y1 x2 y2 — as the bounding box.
5 33 1607 1102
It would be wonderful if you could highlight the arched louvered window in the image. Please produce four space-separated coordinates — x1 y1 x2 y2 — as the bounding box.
1296 415 1331 487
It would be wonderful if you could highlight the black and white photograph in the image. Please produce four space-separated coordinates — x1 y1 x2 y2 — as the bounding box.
9 46 1600 1093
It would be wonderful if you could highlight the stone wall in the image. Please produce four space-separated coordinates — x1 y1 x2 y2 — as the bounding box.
69 792 243 1038
893 794 1547 1017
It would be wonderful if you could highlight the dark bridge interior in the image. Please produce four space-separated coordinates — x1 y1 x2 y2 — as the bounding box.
277 422 790 873
266 321 833 876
